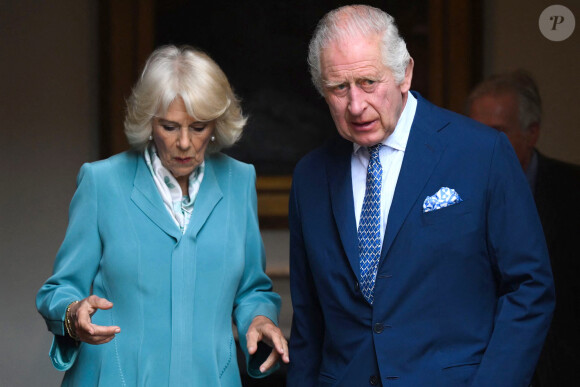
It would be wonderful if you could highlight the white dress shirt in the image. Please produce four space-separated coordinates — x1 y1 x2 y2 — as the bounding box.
352 92 417 243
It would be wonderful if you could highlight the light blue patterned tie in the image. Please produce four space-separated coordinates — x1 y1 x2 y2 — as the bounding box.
359 144 382 304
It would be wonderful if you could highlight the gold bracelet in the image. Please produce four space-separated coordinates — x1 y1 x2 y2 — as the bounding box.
65 300 80 341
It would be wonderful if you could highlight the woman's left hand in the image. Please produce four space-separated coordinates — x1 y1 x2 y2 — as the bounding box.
246 315 290 373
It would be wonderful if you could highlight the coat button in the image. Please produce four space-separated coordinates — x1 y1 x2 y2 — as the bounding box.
355 282 360 292
374 322 384 334
369 375 379 385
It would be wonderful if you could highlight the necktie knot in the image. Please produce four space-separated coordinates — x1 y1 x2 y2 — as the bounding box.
368 144 382 160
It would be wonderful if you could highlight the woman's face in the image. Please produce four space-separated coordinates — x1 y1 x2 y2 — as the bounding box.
152 97 214 192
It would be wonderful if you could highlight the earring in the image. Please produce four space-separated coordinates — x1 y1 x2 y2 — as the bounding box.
148 135 153 141
211 136 216 142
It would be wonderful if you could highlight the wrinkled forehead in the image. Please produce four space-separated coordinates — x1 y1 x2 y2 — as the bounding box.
323 24 383 51
320 34 384 75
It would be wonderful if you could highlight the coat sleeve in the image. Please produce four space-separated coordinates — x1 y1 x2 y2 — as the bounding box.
287 174 324 387
232 164 282 378
471 133 555 386
35 163 103 371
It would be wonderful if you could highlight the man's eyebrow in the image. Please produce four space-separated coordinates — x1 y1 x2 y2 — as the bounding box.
323 79 345 88
323 72 382 87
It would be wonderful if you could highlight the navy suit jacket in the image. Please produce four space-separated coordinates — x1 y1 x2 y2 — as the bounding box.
287 93 555 387
532 153 580 386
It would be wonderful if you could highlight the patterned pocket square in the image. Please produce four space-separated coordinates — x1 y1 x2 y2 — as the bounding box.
423 187 463 213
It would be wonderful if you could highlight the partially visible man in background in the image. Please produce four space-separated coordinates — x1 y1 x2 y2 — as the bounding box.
467 70 580 386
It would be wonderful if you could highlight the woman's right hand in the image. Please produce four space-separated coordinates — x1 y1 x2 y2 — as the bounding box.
68 295 121 344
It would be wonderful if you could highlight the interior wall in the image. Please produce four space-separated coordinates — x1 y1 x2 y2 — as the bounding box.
482 0 580 164
0 1 98 385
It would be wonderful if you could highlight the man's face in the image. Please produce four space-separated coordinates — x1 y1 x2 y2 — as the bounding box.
469 92 539 170
320 33 413 147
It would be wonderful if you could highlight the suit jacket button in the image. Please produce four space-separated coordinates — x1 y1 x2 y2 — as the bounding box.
369 375 380 385
355 282 360 292
374 322 384 334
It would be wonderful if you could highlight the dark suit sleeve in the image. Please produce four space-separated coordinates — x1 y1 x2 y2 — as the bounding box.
471 134 555 386
287 177 324 387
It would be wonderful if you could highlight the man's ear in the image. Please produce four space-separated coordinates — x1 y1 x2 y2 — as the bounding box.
526 122 540 148
400 57 414 93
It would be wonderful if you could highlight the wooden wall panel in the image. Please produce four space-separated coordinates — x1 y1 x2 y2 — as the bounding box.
429 0 482 112
99 0 155 157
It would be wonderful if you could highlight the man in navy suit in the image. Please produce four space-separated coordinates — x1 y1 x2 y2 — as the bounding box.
467 70 580 386
287 5 555 387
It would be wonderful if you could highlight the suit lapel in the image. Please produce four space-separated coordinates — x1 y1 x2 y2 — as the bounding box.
187 158 223 238
380 95 448 261
131 155 182 240
326 137 361 279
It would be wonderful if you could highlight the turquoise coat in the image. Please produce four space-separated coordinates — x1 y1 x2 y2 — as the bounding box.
36 151 281 386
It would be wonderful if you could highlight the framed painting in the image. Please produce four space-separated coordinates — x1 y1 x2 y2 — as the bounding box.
99 0 481 227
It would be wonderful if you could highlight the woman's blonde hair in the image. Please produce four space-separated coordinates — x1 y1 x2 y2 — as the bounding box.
124 45 246 152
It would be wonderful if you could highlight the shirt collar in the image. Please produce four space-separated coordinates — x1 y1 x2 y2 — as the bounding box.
353 91 417 154
143 143 205 233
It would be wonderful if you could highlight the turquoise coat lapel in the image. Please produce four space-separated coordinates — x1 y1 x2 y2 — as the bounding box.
130 155 223 240
188 158 223 238
131 155 182 240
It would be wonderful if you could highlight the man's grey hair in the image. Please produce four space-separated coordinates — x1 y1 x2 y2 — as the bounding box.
466 69 542 130
308 4 411 96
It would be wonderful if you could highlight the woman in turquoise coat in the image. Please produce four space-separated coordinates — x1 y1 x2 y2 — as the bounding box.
36 45 289 386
